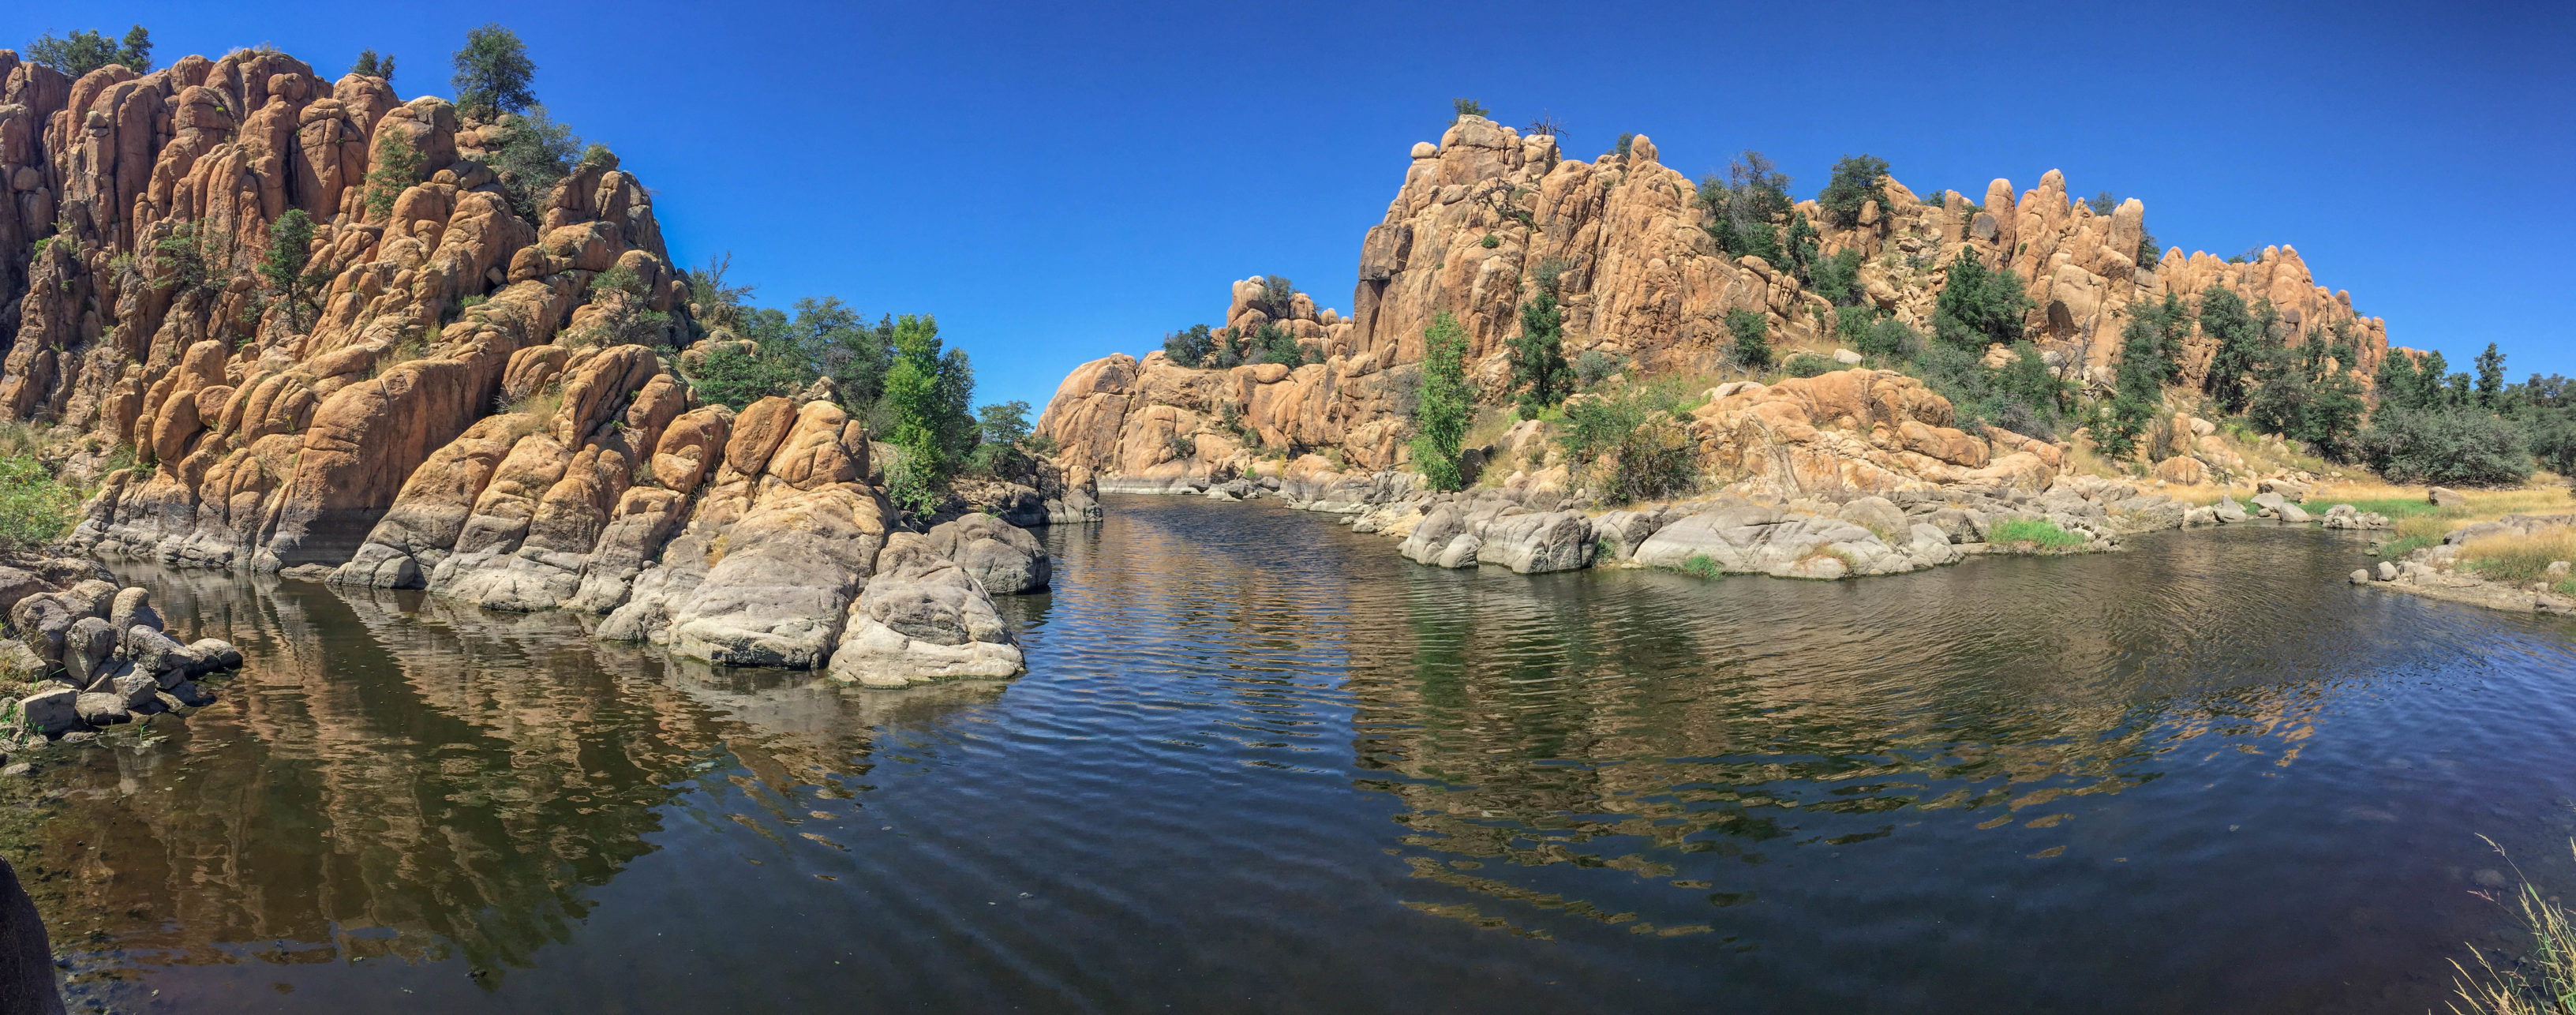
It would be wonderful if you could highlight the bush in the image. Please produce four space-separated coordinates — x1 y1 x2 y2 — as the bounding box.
1250 275 1299 320
1409 313 1472 491
1931 249 2031 350
1784 353 1836 378
2196 286 2267 414
2091 309 2170 459
484 106 582 222
1698 151 1793 260
1163 324 1215 367
1859 317 1922 360
2357 406 2532 487
966 400 1033 476
0 455 80 553
451 24 536 118
1451 98 1486 122
881 315 978 508
1808 249 1866 307
1914 342 2065 440
1725 309 1770 369
1557 384 1700 504
1817 154 1890 228
1479 233 1500 249
1574 350 1627 388
25 25 151 77
361 129 423 220
575 264 673 348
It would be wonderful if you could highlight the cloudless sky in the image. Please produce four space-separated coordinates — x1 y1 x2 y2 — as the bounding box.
9 1 2571 408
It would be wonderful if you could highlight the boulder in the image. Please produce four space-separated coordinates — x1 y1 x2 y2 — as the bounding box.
0 570 50 620
0 856 62 1015
188 639 244 671
61 580 114 620
1397 507 1470 565
2257 478 2312 501
17 689 79 736
2215 496 2248 523
1924 508 1986 543
2378 561 2399 581
73 692 129 725
7 594 74 665
2276 501 2310 523
919 515 1050 594
107 587 161 635
2251 492 2289 517
2350 569 2370 584
2154 456 2207 485
826 534 1024 687
1836 496 1908 541
111 673 159 710
1590 510 1668 560
1478 511 1595 574
62 617 117 686
1432 534 1482 569
2429 486 2466 508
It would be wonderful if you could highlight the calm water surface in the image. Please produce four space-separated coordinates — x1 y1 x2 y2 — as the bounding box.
8 495 2576 1013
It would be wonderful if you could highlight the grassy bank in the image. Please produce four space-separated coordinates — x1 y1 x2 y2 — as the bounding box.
2450 840 2576 1015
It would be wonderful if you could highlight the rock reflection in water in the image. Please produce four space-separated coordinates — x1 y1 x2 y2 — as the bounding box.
2 566 999 995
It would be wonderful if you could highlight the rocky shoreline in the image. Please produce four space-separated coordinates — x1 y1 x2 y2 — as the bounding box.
2351 510 2576 615
0 555 242 752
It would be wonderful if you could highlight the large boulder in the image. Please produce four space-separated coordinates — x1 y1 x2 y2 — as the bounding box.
826 535 1024 687
17 688 79 736
919 515 1050 594
73 691 130 725
1478 511 1595 574
1397 506 1470 565
2429 486 2466 508
62 616 117 687
0 856 64 1015
1589 509 1668 560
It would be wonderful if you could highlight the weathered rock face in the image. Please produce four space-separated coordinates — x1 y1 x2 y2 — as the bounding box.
0 46 1028 687
1039 116 2395 497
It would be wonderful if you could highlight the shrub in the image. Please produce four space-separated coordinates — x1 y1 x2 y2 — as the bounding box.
1680 554 1724 579
0 455 81 553
1612 133 1635 159
1574 350 1626 388
484 106 582 222
881 314 978 507
1451 98 1486 122
1988 517 2084 550
2357 406 2532 486
451 24 536 118
1248 322 1311 366
1480 233 1500 249
1163 324 1216 367
2197 286 2267 414
1859 317 1922 360
1784 353 1835 378
1913 342 2065 440
25 25 151 77
351 48 395 82
1409 313 1472 491
1250 275 1300 320
1808 249 1866 307
1817 154 1890 228
575 264 673 348
1557 382 1701 504
1725 309 1770 370
1698 151 1793 260
1932 249 2031 351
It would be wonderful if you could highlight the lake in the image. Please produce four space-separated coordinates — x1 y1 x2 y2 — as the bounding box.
9 494 2574 1013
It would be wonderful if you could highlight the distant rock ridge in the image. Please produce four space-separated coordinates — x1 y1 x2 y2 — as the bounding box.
1038 114 2395 495
0 46 1028 685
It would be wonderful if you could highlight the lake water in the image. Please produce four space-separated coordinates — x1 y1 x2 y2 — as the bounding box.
9 494 2576 1013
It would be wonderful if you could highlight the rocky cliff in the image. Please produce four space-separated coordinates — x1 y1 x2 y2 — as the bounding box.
1038 114 2394 496
0 47 1026 684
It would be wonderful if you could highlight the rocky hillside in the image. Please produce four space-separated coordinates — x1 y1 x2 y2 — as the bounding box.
0 47 1030 684
1038 114 2394 494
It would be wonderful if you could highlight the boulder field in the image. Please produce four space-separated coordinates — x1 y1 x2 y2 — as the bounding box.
0 47 1053 687
0 556 241 738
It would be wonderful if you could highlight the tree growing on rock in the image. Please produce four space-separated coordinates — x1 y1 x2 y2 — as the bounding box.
24 25 151 77
574 264 675 349
451 24 537 118
1698 151 1792 262
1451 98 1487 122
1409 313 1471 492
968 400 1033 475
484 106 582 222
256 210 324 331
351 49 395 82
1931 249 2031 351
361 130 424 220
1818 154 1889 228
2195 286 2264 414
1162 324 1215 367
1509 274 1570 417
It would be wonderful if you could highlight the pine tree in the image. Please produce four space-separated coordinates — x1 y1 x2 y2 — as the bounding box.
1410 313 1471 491
1510 280 1570 416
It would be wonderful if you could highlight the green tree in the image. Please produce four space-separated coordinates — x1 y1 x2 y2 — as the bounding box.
968 400 1033 475
2094 312 2170 459
575 264 674 348
2476 342 2507 407
2414 350 2451 409
1809 248 1866 307
451 24 537 118
1697 151 1793 261
1162 324 1216 367
24 25 151 77
1250 275 1299 319
1781 214 1820 283
351 49 395 82
1725 309 1771 369
1817 154 1890 228
257 209 324 329
1510 278 1570 416
2359 406 2531 486
2376 347 2421 411
483 106 582 221
1931 249 2031 351
2085 190 2119 215
1451 98 1487 122
2196 286 2266 413
361 129 424 219
1409 313 1471 491
880 315 975 512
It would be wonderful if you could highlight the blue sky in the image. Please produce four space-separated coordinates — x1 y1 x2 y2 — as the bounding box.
10 1 2570 408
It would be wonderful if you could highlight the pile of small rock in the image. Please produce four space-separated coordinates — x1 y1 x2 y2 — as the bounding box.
0 561 241 740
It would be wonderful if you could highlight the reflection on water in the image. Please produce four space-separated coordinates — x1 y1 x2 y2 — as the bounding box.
8 497 2576 1013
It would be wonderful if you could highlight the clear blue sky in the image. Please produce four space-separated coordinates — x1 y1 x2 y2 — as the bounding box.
10 1 2571 408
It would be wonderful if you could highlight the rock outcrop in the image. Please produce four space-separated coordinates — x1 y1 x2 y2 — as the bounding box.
0 46 1035 687
1039 115 2396 501
3 561 239 736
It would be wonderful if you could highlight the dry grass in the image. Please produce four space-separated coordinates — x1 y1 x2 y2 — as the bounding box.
2447 837 2576 1015
2458 526 2576 586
